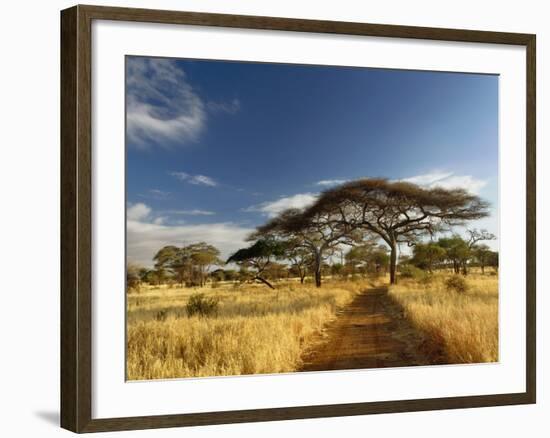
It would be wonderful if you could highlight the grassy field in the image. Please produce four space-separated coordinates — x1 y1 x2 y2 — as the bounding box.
127 272 498 380
127 280 365 380
388 271 499 364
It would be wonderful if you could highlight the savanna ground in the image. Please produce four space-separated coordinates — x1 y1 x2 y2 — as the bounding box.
127 271 498 380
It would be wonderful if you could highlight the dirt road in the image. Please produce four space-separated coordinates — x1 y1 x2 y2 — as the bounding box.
300 287 435 371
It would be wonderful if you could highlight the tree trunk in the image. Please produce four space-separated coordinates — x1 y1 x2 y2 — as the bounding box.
389 241 397 284
314 267 322 288
255 276 274 289
314 251 322 288
453 261 459 274
300 274 305 284
481 264 485 274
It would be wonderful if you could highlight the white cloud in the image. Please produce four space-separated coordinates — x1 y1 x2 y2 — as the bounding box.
316 179 348 187
162 209 215 216
127 202 151 221
126 58 205 147
169 171 218 187
401 171 487 194
190 175 218 187
127 207 253 266
245 193 318 217
401 172 453 186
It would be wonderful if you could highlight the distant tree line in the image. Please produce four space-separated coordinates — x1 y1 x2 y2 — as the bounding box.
128 178 498 291
127 242 221 290
407 229 498 275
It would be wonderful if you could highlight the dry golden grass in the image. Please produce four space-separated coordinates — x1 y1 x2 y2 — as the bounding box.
388 271 498 364
127 280 366 380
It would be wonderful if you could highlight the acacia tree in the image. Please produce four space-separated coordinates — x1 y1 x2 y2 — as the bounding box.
308 179 490 284
411 242 446 273
467 228 496 249
187 242 221 286
153 245 180 279
438 236 471 274
466 228 496 275
252 208 360 287
473 244 493 274
226 239 285 289
282 239 313 284
152 243 221 286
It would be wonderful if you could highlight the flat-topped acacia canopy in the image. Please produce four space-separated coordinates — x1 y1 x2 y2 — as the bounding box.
306 178 490 283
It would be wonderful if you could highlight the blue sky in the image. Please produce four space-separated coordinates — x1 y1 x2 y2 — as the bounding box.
126 56 498 266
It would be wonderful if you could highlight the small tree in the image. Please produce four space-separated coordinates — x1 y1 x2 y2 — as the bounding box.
187 242 222 287
226 239 285 289
152 243 222 286
473 244 493 274
411 242 446 273
487 250 499 273
438 236 471 275
126 264 142 292
253 208 360 287
152 245 180 283
282 239 313 284
330 263 345 278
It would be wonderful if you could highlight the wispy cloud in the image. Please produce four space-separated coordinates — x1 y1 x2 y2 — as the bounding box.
126 57 206 147
316 179 349 187
207 98 241 114
245 193 318 217
126 202 252 266
139 189 171 200
401 171 487 194
161 209 215 216
169 171 218 187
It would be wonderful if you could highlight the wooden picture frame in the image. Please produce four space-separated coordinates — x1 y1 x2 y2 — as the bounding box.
61 4 536 433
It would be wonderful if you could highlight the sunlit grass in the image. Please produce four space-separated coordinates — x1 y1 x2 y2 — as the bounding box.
127 280 365 380
388 271 498 364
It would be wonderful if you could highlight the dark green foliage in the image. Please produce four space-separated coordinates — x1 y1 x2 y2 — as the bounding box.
445 275 469 293
226 239 286 289
411 242 446 273
152 242 222 286
438 236 472 275
473 244 498 274
399 264 427 280
227 239 285 264
186 293 219 317
155 310 168 321
126 264 142 292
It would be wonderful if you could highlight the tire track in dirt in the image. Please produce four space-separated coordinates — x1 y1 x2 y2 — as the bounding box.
300 287 436 371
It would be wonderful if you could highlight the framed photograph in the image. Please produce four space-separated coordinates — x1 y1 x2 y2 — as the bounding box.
60 5 536 433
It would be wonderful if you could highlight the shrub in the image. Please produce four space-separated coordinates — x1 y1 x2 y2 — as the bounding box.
155 310 168 321
419 273 433 286
126 264 141 293
445 275 468 293
186 293 219 317
399 265 425 279
210 280 220 289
